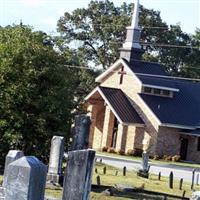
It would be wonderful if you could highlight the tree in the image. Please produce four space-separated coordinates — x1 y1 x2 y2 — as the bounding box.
57 0 195 76
0 25 77 164
179 29 200 78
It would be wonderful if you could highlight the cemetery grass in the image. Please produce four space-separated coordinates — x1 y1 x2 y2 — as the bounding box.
45 163 200 199
97 151 200 169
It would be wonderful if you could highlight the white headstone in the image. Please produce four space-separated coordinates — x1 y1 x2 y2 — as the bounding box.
191 191 200 200
5 156 47 200
3 150 24 187
48 136 65 175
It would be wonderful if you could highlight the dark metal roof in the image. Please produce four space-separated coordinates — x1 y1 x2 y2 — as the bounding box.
99 86 144 124
137 75 178 90
139 77 200 127
123 59 169 76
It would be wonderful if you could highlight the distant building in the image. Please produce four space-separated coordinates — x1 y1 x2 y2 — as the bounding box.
85 0 200 162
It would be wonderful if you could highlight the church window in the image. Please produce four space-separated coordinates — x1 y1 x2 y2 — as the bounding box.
162 90 170 96
197 137 200 151
154 89 161 95
143 87 152 94
142 86 172 97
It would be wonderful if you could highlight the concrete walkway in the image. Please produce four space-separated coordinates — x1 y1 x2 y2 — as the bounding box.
96 154 200 183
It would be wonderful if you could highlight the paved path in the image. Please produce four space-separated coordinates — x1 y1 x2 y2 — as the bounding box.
96 154 200 183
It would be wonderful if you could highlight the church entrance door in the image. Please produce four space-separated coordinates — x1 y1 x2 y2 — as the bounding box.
111 118 119 148
180 138 188 160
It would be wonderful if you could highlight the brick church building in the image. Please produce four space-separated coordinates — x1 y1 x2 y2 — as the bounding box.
85 0 200 162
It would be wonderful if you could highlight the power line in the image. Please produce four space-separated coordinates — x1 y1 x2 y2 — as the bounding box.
108 41 200 49
64 64 200 82
66 22 169 30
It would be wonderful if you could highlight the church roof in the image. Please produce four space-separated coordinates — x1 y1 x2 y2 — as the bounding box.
139 76 200 128
124 59 169 76
99 86 144 125
137 74 179 91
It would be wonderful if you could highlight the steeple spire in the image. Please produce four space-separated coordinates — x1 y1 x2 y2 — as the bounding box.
120 0 144 62
131 0 140 29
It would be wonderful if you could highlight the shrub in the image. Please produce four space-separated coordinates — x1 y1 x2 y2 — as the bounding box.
102 146 108 152
153 155 160 160
134 148 143 157
126 148 143 157
126 149 135 156
172 155 181 162
107 147 116 153
116 149 125 155
163 155 172 161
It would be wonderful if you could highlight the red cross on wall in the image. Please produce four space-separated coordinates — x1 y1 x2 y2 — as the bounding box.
118 66 127 85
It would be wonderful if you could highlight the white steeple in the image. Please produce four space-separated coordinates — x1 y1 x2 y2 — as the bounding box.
131 0 140 29
120 0 143 61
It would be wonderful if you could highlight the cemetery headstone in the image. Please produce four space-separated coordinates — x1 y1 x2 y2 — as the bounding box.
71 115 91 150
47 136 65 184
142 152 149 171
3 150 24 187
62 149 96 200
137 152 149 179
191 191 200 200
4 156 47 200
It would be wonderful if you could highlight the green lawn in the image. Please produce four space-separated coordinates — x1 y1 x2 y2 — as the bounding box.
45 162 198 199
1 162 197 199
97 151 200 169
0 176 3 185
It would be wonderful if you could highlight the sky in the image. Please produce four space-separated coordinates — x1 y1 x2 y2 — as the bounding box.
0 0 199 35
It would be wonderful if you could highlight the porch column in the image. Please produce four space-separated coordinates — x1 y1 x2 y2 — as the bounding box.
116 124 128 152
88 105 97 148
101 106 115 148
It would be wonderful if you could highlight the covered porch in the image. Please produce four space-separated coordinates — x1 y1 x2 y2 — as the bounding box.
179 129 200 161
156 127 200 162
85 86 144 153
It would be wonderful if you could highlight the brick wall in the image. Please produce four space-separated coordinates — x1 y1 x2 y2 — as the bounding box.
187 136 200 162
155 127 181 156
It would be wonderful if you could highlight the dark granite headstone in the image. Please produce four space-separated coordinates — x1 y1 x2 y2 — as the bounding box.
71 115 91 150
62 149 95 200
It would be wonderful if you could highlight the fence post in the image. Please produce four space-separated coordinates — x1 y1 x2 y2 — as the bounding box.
179 178 183 190
123 166 127 176
158 172 161 181
97 176 101 186
196 174 199 186
169 171 173 189
191 169 196 190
